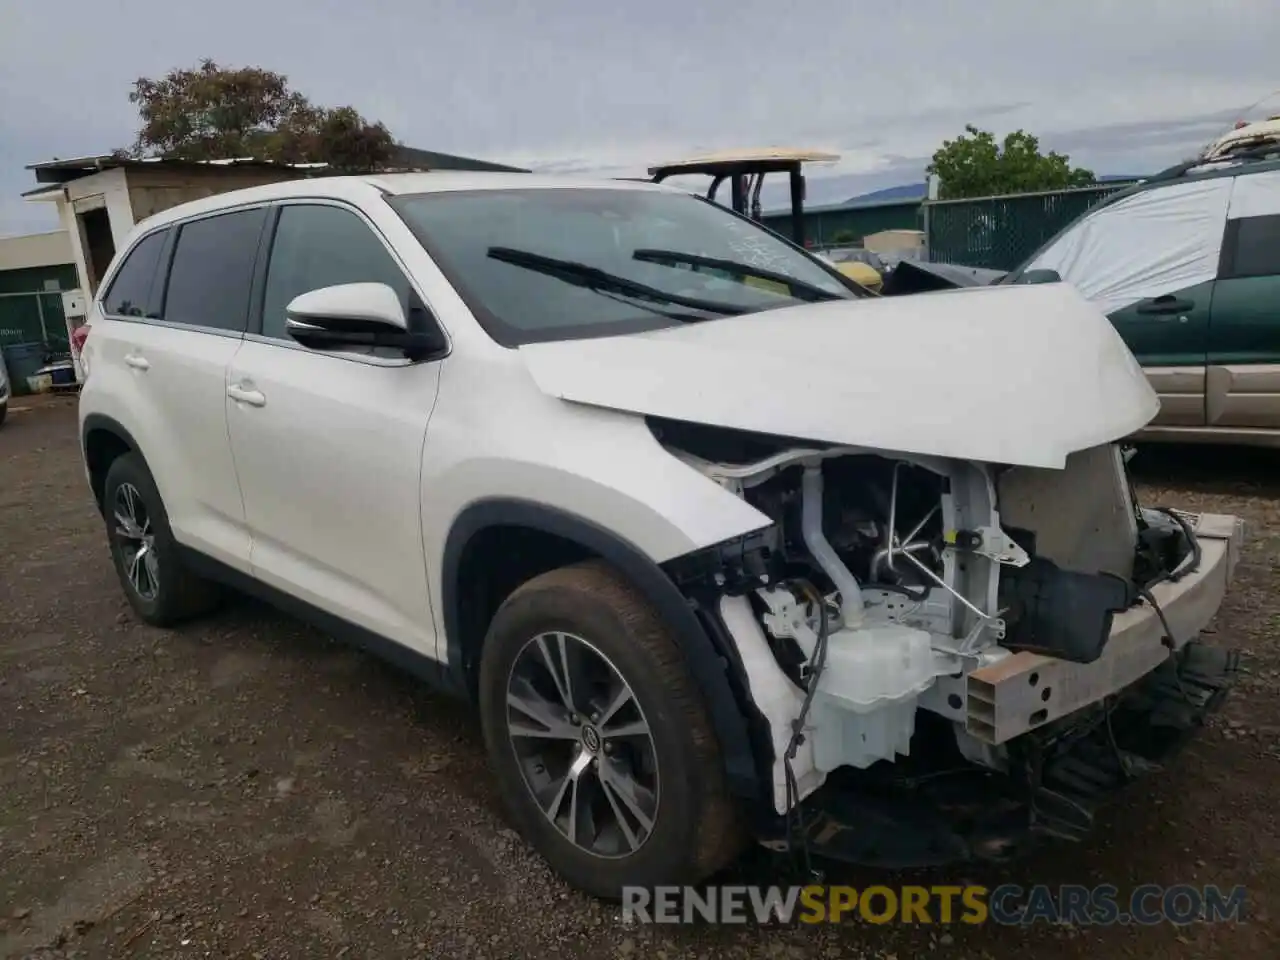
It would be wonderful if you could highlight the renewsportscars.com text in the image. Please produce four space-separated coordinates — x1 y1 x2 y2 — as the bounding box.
621 884 1247 926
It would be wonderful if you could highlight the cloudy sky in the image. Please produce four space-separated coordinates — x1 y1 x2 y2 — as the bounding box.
2 0 1278 236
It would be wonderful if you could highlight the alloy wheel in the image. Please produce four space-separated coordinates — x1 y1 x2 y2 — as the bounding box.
113 482 159 602
505 631 660 858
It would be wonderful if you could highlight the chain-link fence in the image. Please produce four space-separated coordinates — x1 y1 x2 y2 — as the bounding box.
760 200 922 248
924 183 1137 271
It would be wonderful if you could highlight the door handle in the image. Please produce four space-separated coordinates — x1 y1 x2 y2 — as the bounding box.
124 354 150 370
1136 297 1194 315
227 384 266 407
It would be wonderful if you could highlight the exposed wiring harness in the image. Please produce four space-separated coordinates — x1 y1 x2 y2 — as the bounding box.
1138 582 1191 700
782 579 830 880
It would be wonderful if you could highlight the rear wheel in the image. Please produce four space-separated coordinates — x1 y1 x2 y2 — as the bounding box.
103 453 220 626
478 559 743 899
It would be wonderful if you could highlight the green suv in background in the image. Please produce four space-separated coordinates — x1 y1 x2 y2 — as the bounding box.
1006 141 1280 447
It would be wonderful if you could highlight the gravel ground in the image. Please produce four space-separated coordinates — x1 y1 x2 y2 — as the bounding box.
1 397 1276 960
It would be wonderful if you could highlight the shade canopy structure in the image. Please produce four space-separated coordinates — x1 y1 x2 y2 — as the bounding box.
648 148 839 245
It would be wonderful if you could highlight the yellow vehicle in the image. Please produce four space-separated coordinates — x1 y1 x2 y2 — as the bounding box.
832 260 881 291
821 249 887 293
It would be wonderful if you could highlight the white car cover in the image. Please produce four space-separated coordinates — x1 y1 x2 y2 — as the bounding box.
1026 168 1280 316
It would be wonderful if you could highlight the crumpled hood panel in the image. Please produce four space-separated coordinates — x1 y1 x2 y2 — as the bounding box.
518 283 1159 470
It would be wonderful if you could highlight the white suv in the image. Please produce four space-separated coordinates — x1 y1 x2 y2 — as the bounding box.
78 173 1244 898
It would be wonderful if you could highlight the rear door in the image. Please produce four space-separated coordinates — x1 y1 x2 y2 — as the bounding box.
105 206 267 571
1205 170 1280 429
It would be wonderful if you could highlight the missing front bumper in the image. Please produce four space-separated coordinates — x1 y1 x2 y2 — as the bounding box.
787 637 1238 869
965 512 1244 745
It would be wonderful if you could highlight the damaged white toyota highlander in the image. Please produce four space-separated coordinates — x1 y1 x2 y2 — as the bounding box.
77 173 1244 899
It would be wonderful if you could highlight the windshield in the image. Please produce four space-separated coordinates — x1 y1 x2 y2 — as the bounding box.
389 187 861 345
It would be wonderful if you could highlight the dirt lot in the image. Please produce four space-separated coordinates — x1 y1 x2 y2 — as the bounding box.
1 398 1277 960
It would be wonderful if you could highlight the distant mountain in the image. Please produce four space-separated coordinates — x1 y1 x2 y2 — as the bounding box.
845 183 927 204
842 174 1144 206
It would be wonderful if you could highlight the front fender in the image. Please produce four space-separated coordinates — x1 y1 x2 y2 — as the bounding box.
440 496 769 806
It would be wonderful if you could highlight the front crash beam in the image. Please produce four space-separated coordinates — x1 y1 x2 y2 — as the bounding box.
782 638 1238 870
965 512 1243 745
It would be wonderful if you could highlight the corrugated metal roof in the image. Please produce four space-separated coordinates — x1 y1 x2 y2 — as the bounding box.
26 147 528 185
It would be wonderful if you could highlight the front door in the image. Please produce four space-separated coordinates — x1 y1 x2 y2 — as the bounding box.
1109 280 1214 427
223 200 443 658
1022 176 1237 428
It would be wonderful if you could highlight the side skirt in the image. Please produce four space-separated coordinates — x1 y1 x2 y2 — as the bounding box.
175 546 464 698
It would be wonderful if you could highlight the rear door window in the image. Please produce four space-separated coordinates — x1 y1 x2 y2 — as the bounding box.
163 208 268 333
101 229 168 318
1220 214 1280 279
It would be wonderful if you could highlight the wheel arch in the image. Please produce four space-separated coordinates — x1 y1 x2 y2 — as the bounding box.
82 413 144 515
441 497 765 801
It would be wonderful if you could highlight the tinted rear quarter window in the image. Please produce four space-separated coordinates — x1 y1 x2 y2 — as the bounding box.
1223 214 1280 279
102 229 167 317
163 208 267 332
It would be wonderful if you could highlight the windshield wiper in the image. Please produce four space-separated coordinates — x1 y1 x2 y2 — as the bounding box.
487 247 749 317
632 249 847 302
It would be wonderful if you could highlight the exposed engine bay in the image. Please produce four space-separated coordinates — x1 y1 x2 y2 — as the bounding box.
652 416 1216 842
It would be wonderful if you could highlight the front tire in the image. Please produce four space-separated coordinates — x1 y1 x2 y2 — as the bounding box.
478 559 743 899
102 453 220 627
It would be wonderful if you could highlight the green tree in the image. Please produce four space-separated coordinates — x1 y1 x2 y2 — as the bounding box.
119 59 397 172
927 124 1095 200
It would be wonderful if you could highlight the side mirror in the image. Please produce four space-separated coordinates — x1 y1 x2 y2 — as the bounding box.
285 283 446 360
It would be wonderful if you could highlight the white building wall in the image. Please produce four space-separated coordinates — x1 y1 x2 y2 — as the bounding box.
0 230 74 272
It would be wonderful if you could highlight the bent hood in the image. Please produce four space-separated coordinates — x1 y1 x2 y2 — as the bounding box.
518 282 1159 469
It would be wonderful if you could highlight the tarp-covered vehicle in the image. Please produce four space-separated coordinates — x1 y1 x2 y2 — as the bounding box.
1004 124 1280 446
906 118 1280 446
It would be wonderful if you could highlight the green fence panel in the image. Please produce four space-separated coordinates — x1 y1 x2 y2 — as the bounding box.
40 292 69 349
0 293 70 350
924 183 1135 271
760 200 923 247
0 263 76 349
0 296 45 347
0 264 77 295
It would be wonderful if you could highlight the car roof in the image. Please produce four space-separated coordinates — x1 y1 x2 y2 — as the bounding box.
133 171 679 233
